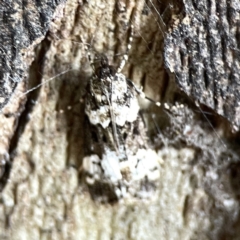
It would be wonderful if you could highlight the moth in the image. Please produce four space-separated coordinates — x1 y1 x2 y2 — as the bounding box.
81 42 161 202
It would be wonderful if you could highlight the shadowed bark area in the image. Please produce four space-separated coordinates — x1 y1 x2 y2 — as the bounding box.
0 0 67 190
0 0 240 240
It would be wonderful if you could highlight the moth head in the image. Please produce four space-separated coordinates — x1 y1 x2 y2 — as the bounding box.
93 53 116 79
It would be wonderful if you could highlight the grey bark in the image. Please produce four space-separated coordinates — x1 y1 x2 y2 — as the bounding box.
0 0 240 240
165 0 240 131
0 0 67 191
0 0 66 110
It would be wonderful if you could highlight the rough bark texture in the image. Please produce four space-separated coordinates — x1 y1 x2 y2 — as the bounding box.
0 0 66 110
165 0 240 131
0 0 240 240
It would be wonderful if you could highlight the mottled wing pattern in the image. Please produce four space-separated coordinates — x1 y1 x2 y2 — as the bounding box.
82 54 160 202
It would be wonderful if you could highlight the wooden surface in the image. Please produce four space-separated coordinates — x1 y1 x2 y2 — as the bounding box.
0 0 240 239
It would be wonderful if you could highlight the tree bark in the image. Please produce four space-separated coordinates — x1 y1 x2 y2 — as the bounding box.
165 0 240 131
0 0 240 240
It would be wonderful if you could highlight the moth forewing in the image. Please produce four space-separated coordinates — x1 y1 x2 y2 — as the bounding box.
83 53 161 202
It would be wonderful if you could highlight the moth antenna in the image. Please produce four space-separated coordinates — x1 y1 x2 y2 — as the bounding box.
126 79 161 106
117 24 134 73
19 68 73 98
196 102 227 149
147 0 166 37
